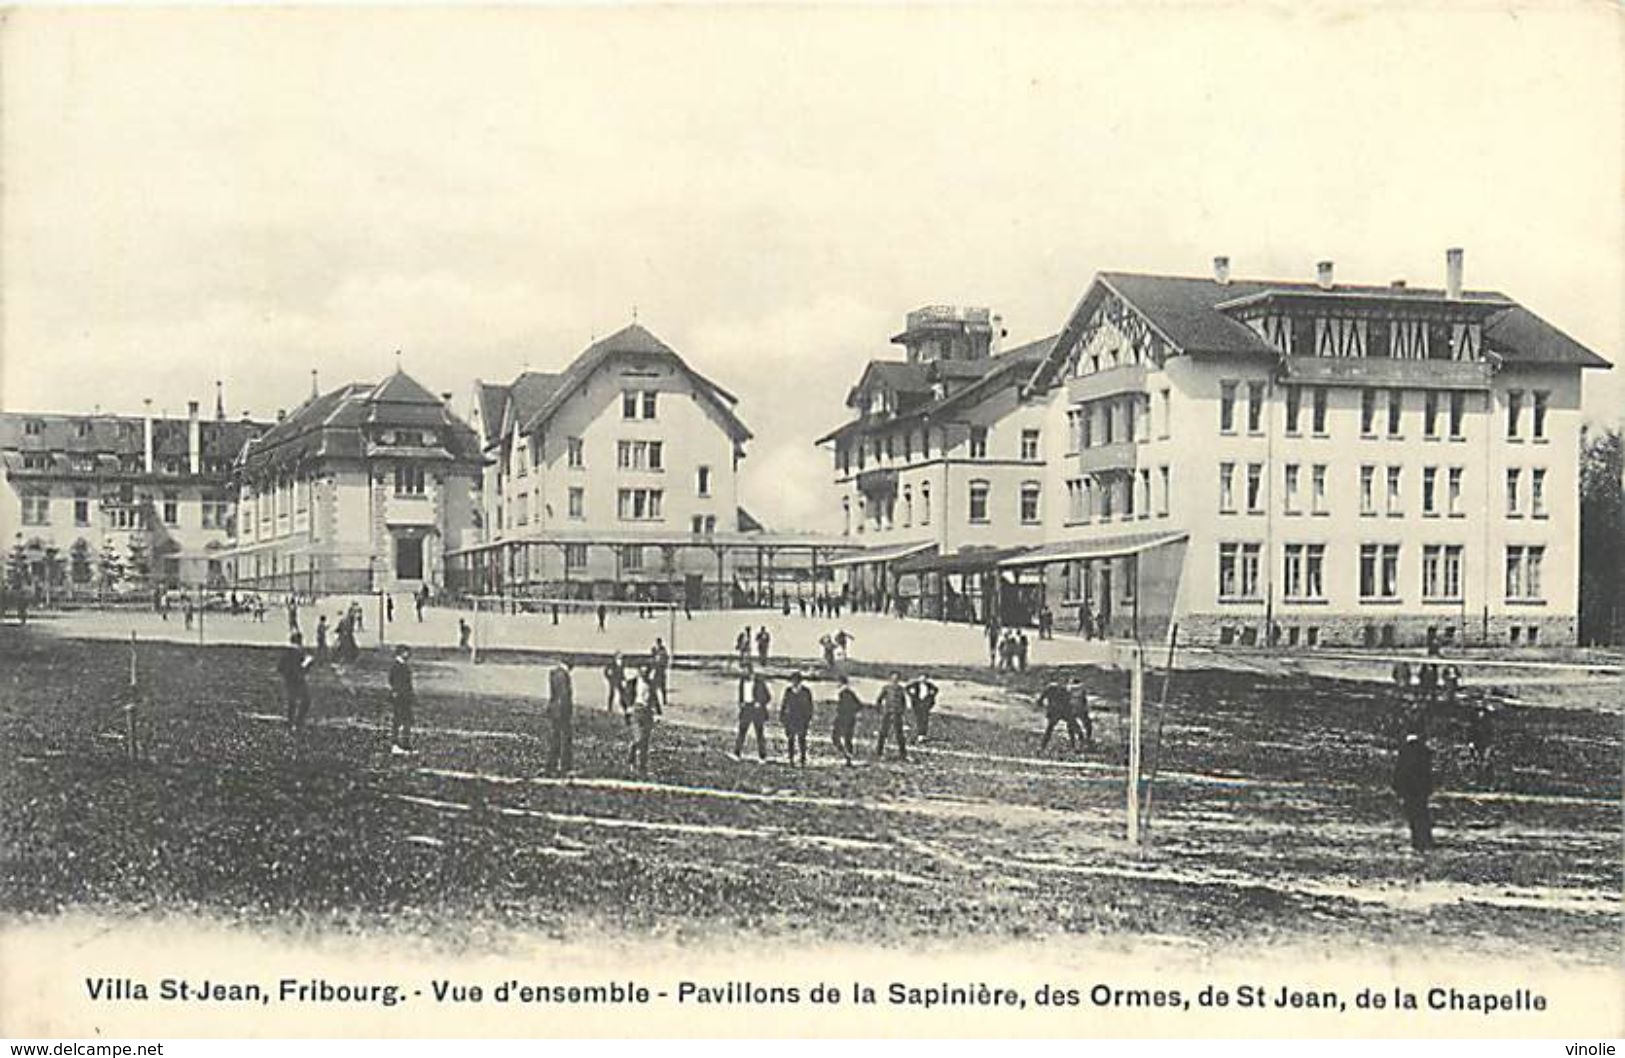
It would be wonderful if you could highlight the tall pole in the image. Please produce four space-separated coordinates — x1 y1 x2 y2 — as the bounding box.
1126 641 1144 846
471 594 480 666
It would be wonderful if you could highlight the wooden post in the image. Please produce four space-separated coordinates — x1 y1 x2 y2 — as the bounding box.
470 594 480 666
126 631 139 761
1126 641 1144 845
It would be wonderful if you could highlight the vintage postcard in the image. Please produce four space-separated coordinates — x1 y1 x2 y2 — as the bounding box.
1 3 1620 1042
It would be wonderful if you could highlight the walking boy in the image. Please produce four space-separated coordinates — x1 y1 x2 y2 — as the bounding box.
905 674 939 742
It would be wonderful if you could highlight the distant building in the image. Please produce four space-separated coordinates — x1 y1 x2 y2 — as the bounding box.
451 323 852 606
1018 250 1611 646
0 390 266 594
815 305 1055 620
226 370 484 594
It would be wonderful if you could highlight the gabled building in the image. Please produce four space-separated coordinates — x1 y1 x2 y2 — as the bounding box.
816 305 1057 621
1018 250 1611 646
227 370 484 594
451 323 852 607
1 392 266 594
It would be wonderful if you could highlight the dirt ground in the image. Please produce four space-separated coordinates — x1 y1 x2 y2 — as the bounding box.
0 624 1618 962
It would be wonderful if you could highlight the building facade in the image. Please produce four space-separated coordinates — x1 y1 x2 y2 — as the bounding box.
1019 250 1610 646
816 306 1056 620
226 371 484 595
450 323 853 607
1 395 266 595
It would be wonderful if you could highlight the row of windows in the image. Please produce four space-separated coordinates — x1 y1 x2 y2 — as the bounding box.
843 479 1044 532
1216 541 1546 604
1219 383 1553 442
14 451 234 476
1067 392 1166 451
17 489 230 529
1066 466 1172 523
838 425 1044 474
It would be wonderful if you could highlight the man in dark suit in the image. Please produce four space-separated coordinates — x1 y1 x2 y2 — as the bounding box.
780 671 814 767
1392 727 1434 852
546 659 575 776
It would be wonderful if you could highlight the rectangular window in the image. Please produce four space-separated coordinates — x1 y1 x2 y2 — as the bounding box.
1424 391 1441 438
1507 390 1523 439
969 427 989 459
642 391 658 420
1505 545 1546 601
1080 407 1093 449
1360 465 1376 515
1312 388 1329 435
1385 466 1402 516
1449 391 1466 439
697 465 712 497
617 440 664 470
1360 389 1377 435
1312 464 1328 515
393 465 425 496
162 491 179 526
1020 428 1040 461
968 481 990 523
1123 399 1138 443
1531 468 1547 517
1123 475 1137 518
1247 382 1265 433
1246 463 1263 513
1220 382 1237 433
1422 467 1438 515
616 488 664 521
1219 462 1236 514
1422 544 1465 601
623 391 639 419
621 545 644 572
74 490 91 527
1533 391 1549 439
1387 389 1403 436
565 543 588 570
1283 464 1301 514
1219 543 1238 599
1159 388 1172 439
1360 543 1401 600
567 437 585 469
1158 465 1171 517
1506 468 1522 516
1285 386 1302 435
568 487 584 519
1020 482 1041 524
20 489 49 525
1448 466 1464 516
1283 544 1303 598
1101 405 1116 445
1305 543 1325 599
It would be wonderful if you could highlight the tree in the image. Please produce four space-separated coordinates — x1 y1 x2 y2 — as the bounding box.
1579 426 1624 645
69 538 94 587
98 537 126 595
5 540 27 592
126 534 151 588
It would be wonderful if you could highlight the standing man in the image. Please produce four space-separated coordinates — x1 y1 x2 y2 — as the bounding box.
597 602 608 632
736 627 752 666
389 645 416 756
278 631 314 731
650 638 671 708
833 628 854 660
624 665 658 776
756 626 772 665
780 671 814 767
546 658 575 776
733 663 770 762
314 614 329 659
831 675 863 765
458 618 471 651
603 653 625 712
1039 680 1085 752
875 672 909 762
1467 699 1495 774
385 594 395 623
986 622 1001 668
1392 725 1435 852
416 584 429 621
905 674 939 743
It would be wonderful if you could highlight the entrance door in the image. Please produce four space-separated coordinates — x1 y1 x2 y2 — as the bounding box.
395 534 424 581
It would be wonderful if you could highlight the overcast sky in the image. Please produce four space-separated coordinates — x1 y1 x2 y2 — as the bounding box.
3 5 1620 531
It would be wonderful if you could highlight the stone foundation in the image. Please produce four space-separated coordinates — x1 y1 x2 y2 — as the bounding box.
1177 611 1576 649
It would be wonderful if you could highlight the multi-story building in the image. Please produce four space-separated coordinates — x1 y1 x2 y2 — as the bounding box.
450 322 853 607
227 370 484 594
1018 250 1611 646
1 392 266 594
816 306 1056 620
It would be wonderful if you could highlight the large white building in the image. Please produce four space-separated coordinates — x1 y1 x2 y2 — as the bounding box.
451 323 852 607
1 394 266 595
1015 251 1610 646
816 306 1056 621
226 371 485 595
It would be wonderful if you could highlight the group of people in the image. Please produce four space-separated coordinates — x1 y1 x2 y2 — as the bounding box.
732 667 939 766
987 625 1031 671
735 625 773 666
1388 637 1498 854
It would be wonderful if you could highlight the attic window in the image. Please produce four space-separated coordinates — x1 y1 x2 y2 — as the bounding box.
75 420 93 438
24 419 44 436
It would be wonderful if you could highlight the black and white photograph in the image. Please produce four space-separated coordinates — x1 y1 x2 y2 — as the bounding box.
0 3 1620 1044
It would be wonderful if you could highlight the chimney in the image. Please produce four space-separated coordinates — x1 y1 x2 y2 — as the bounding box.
441 392 453 405
240 410 251 422
310 369 320 400
276 409 286 423
143 399 155 473
215 379 226 421
1390 278 1408 290
187 401 201 475
1213 255 1231 285
1445 247 1464 300
1315 260 1335 290
990 314 1004 356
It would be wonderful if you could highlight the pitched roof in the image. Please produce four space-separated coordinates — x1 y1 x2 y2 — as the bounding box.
240 371 482 476
474 381 510 432
0 410 268 477
509 323 750 442
1029 271 1611 389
